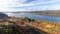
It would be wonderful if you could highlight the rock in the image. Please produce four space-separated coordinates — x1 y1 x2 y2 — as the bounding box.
25 17 34 22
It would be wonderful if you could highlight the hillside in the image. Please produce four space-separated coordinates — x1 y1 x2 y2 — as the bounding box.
0 17 59 34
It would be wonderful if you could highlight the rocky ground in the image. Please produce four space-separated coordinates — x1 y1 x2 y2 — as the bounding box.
0 17 60 34
0 17 48 34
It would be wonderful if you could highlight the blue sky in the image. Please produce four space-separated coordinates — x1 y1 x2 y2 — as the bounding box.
0 0 60 12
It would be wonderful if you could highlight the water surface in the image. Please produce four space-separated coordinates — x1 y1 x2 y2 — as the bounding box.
6 13 60 22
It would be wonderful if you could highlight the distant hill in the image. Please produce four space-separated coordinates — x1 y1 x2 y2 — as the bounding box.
2 10 60 16
0 12 8 21
0 12 8 18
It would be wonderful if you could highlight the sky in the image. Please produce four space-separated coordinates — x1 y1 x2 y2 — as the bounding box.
0 0 60 12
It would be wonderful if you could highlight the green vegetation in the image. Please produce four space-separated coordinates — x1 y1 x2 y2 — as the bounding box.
0 25 20 34
0 17 49 34
1 17 60 34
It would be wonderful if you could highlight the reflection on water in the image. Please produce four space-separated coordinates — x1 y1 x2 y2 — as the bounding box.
6 13 60 22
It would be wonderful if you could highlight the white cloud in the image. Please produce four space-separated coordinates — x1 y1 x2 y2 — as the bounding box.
0 0 60 12
0 0 60 7
7 0 60 6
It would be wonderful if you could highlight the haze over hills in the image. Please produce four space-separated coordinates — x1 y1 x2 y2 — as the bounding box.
1 10 60 16
0 10 60 12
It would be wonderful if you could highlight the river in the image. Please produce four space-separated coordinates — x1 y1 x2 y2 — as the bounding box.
6 13 60 22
